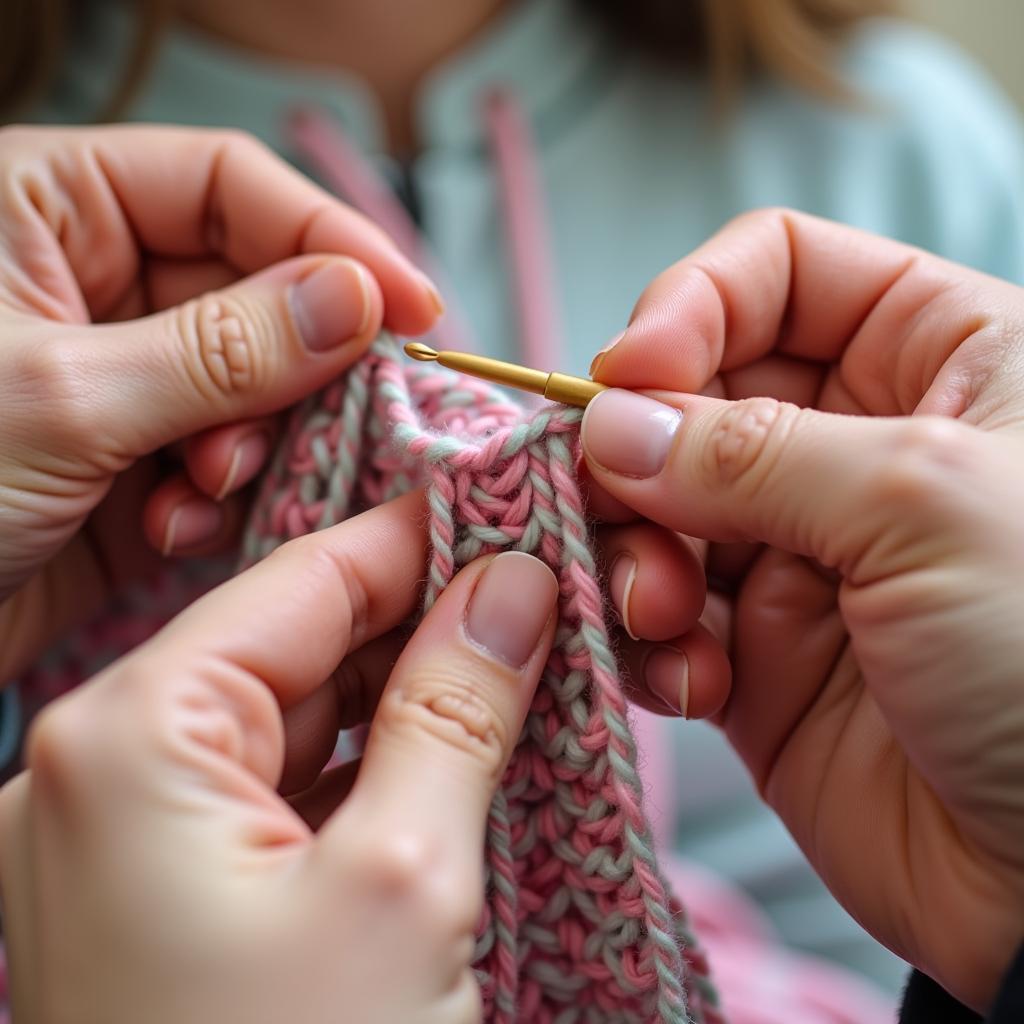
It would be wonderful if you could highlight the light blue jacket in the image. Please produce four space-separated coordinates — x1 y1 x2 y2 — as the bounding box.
29 0 1024 993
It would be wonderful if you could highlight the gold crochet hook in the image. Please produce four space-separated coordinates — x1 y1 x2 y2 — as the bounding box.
403 342 608 408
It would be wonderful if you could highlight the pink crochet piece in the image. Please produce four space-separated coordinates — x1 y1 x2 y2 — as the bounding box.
241 333 721 1024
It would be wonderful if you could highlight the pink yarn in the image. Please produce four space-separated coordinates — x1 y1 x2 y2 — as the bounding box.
8 334 896 1023
242 334 721 1023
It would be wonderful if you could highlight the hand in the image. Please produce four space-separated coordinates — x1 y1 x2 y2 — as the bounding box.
582 209 1024 1010
0 490 560 1023
0 124 442 682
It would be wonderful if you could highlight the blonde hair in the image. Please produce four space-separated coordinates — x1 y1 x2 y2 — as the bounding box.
1 0 892 121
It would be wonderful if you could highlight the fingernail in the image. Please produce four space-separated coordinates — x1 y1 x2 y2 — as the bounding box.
582 389 681 479
589 331 624 378
162 500 223 555
216 431 271 500
644 646 689 717
609 555 639 640
416 269 446 317
466 552 559 667
290 259 372 352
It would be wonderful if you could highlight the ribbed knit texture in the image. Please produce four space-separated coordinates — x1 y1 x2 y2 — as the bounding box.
241 333 721 1024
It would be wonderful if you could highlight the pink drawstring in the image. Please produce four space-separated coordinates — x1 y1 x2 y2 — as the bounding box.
481 89 564 371
288 109 424 261
287 91 563 371
287 107 477 353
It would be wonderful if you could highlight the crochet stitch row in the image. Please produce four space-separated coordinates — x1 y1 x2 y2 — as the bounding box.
242 333 722 1024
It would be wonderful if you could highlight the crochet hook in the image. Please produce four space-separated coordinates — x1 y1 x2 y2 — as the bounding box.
403 342 608 408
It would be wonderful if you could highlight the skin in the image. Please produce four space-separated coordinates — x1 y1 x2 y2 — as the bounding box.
0 494 561 1023
0 123 435 682
0 124 691 685
3 127 1022 1016
178 0 512 154
583 208 1024 1011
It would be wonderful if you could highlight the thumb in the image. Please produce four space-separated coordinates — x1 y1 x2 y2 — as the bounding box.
321 552 558 880
73 254 383 455
581 388 968 578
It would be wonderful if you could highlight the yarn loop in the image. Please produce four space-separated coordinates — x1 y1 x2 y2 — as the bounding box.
242 334 721 1024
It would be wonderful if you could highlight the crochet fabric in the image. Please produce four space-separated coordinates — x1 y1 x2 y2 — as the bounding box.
241 334 721 1024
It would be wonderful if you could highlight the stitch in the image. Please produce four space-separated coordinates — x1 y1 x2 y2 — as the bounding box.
11 334 720 1024
239 333 721 1024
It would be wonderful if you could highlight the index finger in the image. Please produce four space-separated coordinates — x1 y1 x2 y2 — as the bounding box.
591 208 993 397
145 489 428 710
0 124 440 332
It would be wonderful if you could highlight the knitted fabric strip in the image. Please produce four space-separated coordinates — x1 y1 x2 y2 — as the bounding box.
242 334 722 1024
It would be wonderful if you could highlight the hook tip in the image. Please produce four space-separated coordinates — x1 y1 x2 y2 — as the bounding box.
404 341 439 362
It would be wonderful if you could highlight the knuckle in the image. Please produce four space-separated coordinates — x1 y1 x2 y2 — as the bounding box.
381 663 510 781
266 532 331 573
351 831 479 934
215 128 269 160
449 973 485 1024
269 534 366 623
702 396 801 492
178 292 273 399
169 667 284 778
0 124 35 154
355 831 435 896
24 695 89 788
726 205 796 236
730 204 784 228
12 338 111 452
0 124 53 157
869 416 975 510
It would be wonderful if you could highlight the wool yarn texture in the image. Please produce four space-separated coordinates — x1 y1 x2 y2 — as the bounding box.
241 333 721 1024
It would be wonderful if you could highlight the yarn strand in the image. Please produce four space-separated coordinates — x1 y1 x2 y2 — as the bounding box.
240 333 721 1024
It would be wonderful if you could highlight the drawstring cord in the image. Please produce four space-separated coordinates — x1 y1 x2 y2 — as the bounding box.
481 89 564 372
286 91 564 372
287 107 476 354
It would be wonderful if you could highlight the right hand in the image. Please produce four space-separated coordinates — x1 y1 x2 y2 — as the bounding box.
582 210 1024 1011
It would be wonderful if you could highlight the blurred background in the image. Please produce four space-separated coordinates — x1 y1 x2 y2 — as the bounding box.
910 0 1024 110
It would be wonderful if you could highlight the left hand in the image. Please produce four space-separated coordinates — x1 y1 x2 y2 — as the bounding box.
0 490 560 1024
0 124 441 682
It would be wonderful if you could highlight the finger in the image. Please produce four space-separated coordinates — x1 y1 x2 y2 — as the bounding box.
719 353 826 408
590 208 997 415
183 418 279 500
324 553 558 876
333 631 409 731
102 259 247 322
0 459 164 682
582 388 983 578
14 490 429 865
142 474 248 557
705 541 762 593
579 461 640 523
1 125 441 332
701 590 733 650
288 761 362 832
279 630 407 796
144 489 428 717
727 547 846 781
146 256 243 313
618 623 732 721
596 522 705 642
65 253 383 456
